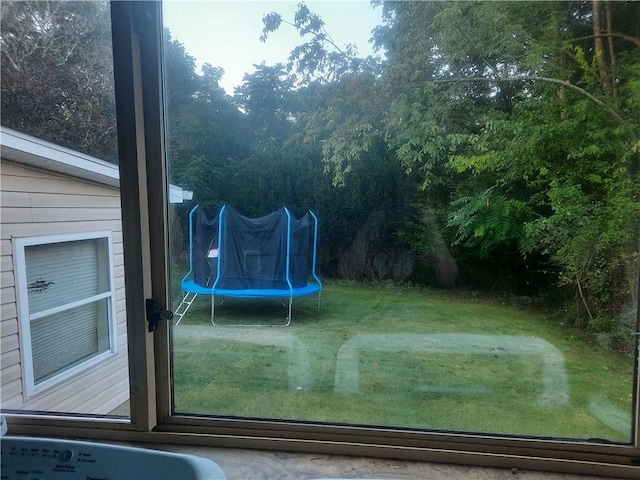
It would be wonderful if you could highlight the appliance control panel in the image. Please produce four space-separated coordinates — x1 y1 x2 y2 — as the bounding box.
1 436 226 480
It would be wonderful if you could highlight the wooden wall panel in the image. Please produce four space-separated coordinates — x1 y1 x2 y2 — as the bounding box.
0 191 31 208
1 160 129 416
2 363 22 385
4 354 129 414
1 349 21 370
2 220 122 239
1 271 15 288
29 192 121 209
5 170 117 197
1 303 17 322
1 333 19 353
1 286 16 305
0 318 18 338
1 239 13 256
2 378 23 400
1 254 14 272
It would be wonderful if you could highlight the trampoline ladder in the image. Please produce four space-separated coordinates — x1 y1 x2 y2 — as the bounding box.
174 291 198 326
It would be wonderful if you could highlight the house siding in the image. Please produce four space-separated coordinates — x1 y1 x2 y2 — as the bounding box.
0 160 129 415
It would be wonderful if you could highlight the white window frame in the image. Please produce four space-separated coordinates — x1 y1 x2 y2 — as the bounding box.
14 231 118 398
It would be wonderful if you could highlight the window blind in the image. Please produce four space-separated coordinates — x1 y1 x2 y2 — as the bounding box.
23 237 112 385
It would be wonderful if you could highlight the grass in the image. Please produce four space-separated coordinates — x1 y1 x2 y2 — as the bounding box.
171 281 634 442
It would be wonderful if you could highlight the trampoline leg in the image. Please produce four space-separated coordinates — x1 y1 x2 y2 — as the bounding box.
285 296 292 326
210 297 227 326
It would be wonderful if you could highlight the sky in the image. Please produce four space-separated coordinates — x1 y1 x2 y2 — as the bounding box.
162 1 384 94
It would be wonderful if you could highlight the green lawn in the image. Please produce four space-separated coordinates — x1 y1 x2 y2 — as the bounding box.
171 281 633 443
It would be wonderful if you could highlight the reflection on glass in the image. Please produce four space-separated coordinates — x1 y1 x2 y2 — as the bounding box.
165 0 638 443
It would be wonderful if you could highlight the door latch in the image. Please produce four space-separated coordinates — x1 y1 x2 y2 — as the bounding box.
146 298 174 332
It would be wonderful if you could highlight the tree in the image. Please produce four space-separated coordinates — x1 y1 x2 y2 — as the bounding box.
393 0 640 319
1 0 117 161
163 33 251 212
260 0 640 319
261 2 381 85
261 2 462 286
234 63 295 143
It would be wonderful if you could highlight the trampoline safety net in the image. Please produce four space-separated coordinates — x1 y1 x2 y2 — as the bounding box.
177 204 322 326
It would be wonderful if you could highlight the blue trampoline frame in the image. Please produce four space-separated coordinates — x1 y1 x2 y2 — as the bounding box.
175 205 322 326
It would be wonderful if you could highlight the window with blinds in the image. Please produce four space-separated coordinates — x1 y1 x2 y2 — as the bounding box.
14 232 117 397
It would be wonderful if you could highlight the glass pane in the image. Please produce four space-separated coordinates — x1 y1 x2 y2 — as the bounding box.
0 1 130 418
32 299 109 384
164 0 638 443
25 238 109 314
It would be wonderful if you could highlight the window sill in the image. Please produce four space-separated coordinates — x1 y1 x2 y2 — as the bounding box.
77 441 631 480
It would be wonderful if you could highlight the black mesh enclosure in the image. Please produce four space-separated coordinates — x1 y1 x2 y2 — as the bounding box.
193 207 219 288
192 205 317 293
217 206 288 290
290 212 313 288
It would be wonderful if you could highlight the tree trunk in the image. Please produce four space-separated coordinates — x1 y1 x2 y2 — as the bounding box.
592 0 611 95
558 51 568 119
604 0 618 99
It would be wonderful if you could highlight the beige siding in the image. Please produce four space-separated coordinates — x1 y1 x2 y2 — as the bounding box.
1 349 21 370
1 271 15 289
0 160 129 415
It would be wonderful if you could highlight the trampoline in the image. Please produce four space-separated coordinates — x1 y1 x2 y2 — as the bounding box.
175 204 322 326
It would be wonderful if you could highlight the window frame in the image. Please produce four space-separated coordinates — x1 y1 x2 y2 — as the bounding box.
3 1 640 477
14 231 118 398
146 1 640 475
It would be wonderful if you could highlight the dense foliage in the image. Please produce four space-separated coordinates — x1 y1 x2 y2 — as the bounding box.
2 1 638 335
262 0 640 332
1 1 117 160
